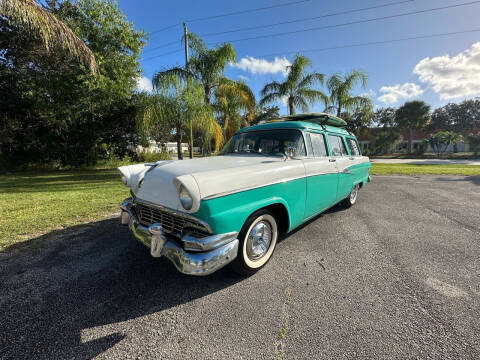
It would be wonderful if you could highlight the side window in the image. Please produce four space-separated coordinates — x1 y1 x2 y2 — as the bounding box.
310 133 327 157
327 135 348 156
346 138 360 155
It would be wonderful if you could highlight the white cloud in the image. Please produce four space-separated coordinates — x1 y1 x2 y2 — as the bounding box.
377 83 424 104
238 74 249 81
360 89 376 99
413 41 480 100
231 56 291 76
136 76 153 92
280 95 289 107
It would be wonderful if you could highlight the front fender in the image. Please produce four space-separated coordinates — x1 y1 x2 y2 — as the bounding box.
193 177 306 235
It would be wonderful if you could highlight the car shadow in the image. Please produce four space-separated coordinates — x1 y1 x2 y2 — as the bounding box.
0 218 245 359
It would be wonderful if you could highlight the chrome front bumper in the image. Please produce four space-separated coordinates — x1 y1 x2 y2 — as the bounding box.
120 198 239 276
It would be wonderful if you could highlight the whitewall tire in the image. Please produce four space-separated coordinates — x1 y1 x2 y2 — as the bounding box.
231 210 278 275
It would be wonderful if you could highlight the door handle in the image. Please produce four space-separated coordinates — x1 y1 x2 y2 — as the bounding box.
349 157 355 160
329 158 336 162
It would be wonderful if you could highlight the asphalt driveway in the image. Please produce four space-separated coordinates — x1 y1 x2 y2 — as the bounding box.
1 175 479 359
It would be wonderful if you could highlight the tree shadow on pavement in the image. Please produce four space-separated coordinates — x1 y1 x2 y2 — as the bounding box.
435 175 480 186
0 218 244 360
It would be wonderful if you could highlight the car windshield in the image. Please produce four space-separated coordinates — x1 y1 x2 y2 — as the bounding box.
220 129 306 157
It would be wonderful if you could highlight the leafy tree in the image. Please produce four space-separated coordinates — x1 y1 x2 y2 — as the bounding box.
340 101 373 135
395 100 430 154
0 0 97 72
430 99 480 132
324 70 371 117
251 106 280 125
260 54 326 115
371 107 397 128
371 131 402 155
0 0 146 167
467 133 480 155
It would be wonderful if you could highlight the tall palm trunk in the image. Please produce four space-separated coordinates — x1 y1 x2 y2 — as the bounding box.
204 85 212 105
176 125 183 160
337 104 342 117
288 95 295 115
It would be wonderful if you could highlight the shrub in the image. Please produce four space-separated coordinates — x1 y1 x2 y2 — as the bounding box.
467 134 480 156
137 150 172 162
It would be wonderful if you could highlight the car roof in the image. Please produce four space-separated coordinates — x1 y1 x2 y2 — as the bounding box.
236 120 352 136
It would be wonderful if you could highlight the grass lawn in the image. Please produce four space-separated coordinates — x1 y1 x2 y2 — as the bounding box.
0 170 128 250
370 163 480 176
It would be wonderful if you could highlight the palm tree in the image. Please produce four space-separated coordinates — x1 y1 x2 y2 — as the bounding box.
442 131 462 154
0 0 97 72
395 100 431 153
260 54 326 115
214 79 256 141
153 33 236 105
325 70 370 117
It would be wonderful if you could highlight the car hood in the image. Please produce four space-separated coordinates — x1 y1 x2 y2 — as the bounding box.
122 155 305 213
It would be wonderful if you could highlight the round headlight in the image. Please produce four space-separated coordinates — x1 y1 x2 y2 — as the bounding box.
179 185 193 210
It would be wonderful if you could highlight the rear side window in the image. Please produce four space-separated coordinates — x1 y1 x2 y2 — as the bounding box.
327 135 348 156
346 138 360 155
310 133 327 157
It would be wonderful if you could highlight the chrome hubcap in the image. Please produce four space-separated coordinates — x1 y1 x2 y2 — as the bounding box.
246 221 272 260
350 185 358 202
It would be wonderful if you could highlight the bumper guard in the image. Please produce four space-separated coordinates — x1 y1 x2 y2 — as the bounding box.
120 198 239 276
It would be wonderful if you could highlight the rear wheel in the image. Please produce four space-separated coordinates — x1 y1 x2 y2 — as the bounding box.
231 209 278 275
342 183 359 208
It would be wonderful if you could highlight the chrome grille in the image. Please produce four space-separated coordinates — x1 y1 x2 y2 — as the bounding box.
135 202 209 236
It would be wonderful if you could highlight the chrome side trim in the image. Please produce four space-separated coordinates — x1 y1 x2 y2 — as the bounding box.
202 171 338 200
202 174 306 200
133 197 212 234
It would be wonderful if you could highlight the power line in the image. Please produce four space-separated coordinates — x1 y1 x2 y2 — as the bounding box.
142 48 183 62
254 28 480 57
144 0 414 54
147 0 314 36
141 28 480 63
186 0 313 23
199 0 414 38
206 0 480 45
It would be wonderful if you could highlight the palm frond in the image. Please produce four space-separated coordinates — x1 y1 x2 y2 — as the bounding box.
260 81 282 97
297 88 328 105
0 0 97 73
297 72 325 90
152 67 195 92
293 95 309 113
259 92 282 107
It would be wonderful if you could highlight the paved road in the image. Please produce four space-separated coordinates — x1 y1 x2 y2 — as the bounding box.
370 158 480 165
1 175 479 359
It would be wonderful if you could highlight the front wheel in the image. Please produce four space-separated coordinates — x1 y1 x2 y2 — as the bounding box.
231 209 278 275
342 183 359 208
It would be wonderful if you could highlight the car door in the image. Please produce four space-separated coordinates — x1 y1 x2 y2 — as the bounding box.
326 134 352 201
345 136 365 185
303 131 339 219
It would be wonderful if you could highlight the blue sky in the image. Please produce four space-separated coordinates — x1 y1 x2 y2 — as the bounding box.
119 0 480 114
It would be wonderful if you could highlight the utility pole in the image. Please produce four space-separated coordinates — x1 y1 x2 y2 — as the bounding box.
184 22 193 159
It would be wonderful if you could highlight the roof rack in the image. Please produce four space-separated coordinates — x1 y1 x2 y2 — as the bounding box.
279 112 347 128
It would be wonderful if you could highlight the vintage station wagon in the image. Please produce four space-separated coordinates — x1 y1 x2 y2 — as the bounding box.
119 113 371 275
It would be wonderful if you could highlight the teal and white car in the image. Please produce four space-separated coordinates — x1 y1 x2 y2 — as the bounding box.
119 113 371 276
